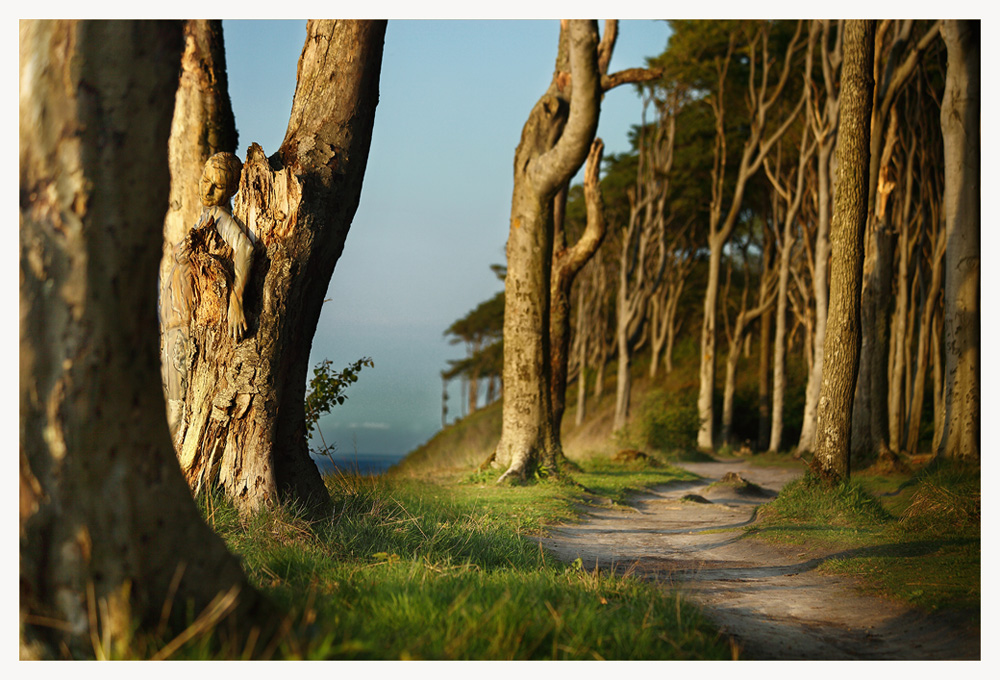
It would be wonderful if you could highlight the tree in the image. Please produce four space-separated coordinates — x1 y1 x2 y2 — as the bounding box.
160 20 239 435
851 20 941 462
170 21 386 512
551 139 608 434
763 97 815 452
796 20 843 454
936 19 980 462
487 20 657 482
690 20 807 449
812 20 876 481
20 19 272 658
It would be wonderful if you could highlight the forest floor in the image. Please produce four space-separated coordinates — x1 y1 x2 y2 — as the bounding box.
539 458 980 660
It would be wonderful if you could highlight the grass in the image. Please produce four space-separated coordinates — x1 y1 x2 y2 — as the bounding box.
182 458 732 660
746 462 980 618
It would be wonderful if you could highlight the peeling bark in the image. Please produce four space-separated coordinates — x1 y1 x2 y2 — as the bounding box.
173 20 386 512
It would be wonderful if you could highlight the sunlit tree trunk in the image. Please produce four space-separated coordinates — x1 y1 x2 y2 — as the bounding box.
173 20 386 512
936 19 980 463
551 140 607 437
160 20 239 436
813 20 875 481
490 21 601 481
20 19 270 658
797 21 842 454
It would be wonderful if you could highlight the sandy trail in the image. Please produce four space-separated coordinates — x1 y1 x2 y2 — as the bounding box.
540 459 979 660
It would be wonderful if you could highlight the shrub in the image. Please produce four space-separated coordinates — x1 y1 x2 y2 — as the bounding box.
632 389 699 454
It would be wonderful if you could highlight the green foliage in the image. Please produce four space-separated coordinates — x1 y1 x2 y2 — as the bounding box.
631 388 700 454
304 357 373 437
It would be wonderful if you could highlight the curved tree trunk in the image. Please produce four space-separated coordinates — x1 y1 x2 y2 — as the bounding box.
174 20 386 513
20 20 270 658
813 20 875 481
936 19 980 463
551 140 607 437
491 21 601 482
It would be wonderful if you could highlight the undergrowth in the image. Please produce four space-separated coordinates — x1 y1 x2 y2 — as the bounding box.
748 463 980 617
182 461 732 660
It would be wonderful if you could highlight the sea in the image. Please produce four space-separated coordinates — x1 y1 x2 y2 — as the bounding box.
312 453 406 477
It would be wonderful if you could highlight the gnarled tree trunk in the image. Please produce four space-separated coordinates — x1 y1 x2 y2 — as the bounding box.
490 20 601 482
20 19 270 658
173 20 386 513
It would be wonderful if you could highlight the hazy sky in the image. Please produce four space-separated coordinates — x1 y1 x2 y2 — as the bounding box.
223 19 673 456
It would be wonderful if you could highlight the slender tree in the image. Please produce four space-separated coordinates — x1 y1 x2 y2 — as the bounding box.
694 21 806 449
797 20 843 454
813 20 876 481
20 19 272 658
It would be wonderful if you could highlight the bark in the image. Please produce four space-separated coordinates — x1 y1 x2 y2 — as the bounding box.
491 21 601 482
797 20 841 454
173 20 386 512
551 140 606 436
936 20 980 462
160 20 239 436
813 20 875 482
852 111 898 463
887 132 914 452
20 20 270 658
574 275 589 426
906 203 946 453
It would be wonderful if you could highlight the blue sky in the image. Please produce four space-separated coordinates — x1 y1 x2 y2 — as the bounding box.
223 19 673 456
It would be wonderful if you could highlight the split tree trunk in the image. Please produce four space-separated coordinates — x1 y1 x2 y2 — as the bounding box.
173 20 386 512
20 20 270 658
813 20 875 481
550 139 607 437
491 21 601 482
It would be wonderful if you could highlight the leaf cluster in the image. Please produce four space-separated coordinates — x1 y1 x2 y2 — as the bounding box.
304 357 374 436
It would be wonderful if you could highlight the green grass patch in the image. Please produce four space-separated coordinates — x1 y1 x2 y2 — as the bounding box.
187 461 730 660
748 465 980 618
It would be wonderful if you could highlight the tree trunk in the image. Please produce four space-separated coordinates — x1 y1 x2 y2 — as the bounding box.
551 140 606 437
160 21 239 436
906 233 945 453
574 277 589 426
936 19 980 462
813 20 875 481
797 21 841 454
20 19 270 658
173 20 386 512
491 21 601 482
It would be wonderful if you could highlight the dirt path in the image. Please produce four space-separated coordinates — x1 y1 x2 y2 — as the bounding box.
540 459 979 660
